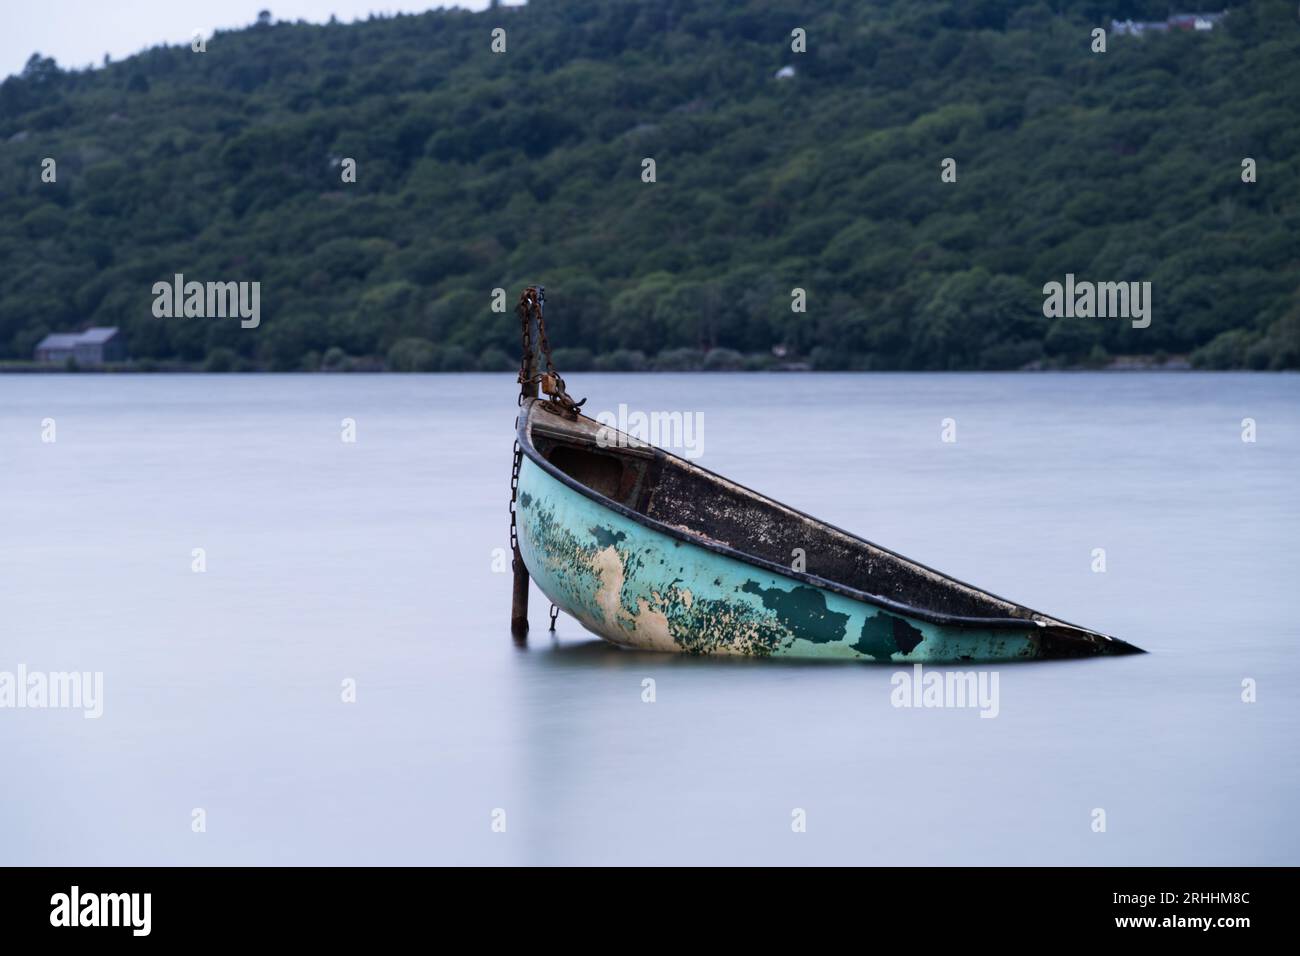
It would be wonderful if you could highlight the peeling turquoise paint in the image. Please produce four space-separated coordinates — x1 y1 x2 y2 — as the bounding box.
515 458 1049 662
739 581 849 644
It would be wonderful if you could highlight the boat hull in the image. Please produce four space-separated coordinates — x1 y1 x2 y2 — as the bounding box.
515 457 1116 663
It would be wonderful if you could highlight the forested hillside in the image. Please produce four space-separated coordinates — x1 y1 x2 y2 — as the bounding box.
1 0 1297 371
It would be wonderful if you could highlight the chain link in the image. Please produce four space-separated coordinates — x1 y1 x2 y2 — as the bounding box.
508 433 522 570
516 286 585 418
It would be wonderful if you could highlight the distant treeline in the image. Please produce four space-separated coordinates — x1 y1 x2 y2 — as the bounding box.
1 0 1297 371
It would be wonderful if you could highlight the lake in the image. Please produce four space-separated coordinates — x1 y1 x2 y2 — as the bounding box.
1 372 1296 865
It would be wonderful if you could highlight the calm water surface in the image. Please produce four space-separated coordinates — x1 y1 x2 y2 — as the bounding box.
1 372 1297 865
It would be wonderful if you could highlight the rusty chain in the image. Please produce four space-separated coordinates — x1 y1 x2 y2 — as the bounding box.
508 288 540 577
516 286 586 419
508 435 522 573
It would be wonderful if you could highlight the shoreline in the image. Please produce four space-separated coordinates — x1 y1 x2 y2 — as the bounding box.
4 363 1290 376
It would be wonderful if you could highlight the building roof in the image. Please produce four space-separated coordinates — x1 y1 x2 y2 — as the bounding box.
35 333 81 350
77 327 120 344
35 327 119 349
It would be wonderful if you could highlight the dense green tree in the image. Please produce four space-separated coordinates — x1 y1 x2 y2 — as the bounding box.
0 0 1295 371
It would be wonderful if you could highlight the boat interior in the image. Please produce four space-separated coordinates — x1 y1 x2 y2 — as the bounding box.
526 404 1039 623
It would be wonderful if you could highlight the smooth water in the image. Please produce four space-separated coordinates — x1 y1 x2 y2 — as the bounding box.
1 372 1297 865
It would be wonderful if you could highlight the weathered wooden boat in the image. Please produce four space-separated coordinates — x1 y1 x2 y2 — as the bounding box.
508 287 1143 663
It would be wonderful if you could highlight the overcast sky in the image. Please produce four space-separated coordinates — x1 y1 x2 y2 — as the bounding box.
5 0 504 79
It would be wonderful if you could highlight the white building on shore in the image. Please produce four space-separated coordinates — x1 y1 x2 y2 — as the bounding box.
34 327 127 365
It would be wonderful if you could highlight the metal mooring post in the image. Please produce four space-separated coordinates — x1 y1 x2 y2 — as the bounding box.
510 287 542 638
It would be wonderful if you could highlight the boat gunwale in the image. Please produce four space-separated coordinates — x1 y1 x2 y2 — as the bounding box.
517 399 1115 638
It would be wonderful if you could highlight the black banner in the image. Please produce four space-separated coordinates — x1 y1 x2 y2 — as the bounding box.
0 866 1279 940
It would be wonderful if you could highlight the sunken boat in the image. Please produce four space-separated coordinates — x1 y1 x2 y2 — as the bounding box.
509 288 1143 663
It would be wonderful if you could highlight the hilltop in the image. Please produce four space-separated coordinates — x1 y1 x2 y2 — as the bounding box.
1 0 1297 371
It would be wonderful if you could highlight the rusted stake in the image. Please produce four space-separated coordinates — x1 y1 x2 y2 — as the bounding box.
510 551 531 638
510 288 541 638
